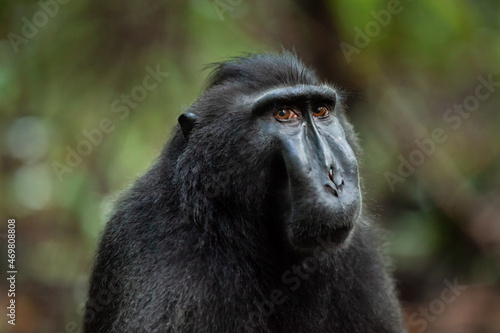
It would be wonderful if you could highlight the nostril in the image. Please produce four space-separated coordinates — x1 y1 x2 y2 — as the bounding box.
325 184 339 197
329 167 344 192
333 177 344 192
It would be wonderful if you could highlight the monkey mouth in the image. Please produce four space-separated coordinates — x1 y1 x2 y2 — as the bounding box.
291 223 353 252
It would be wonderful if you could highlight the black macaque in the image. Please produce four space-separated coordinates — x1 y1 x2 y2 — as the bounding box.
84 52 406 333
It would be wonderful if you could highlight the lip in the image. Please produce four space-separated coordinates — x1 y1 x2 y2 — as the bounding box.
292 224 353 251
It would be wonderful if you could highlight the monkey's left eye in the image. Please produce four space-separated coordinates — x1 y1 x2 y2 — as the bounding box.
313 106 329 118
275 108 299 121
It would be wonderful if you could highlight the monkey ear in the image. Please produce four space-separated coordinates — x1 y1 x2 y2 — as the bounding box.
178 112 199 139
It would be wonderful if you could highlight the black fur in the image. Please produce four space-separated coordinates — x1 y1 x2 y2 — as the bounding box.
84 52 406 332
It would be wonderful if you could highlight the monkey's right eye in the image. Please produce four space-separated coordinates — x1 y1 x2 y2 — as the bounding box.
275 108 299 121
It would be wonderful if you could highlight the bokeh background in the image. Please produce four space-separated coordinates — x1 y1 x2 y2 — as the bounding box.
1 0 500 332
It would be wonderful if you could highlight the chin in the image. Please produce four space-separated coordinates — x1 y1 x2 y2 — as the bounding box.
290 222 355 254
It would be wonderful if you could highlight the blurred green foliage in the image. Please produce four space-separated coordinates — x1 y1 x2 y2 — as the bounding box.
1 0 500 331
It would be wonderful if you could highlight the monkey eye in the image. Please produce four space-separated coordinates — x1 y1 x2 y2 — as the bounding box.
275 107 299 121
313 105 329 118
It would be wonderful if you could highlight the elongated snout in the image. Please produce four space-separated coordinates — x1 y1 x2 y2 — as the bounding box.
279 123 361 251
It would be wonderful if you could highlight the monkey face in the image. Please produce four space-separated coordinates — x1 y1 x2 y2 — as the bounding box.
253 85 362 253
178 83 361 254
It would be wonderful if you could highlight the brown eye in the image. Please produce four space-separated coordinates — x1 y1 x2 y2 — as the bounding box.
313 106 329 118
275 108 299 121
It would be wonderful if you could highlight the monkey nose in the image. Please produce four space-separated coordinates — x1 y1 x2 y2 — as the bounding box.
328 167 345 194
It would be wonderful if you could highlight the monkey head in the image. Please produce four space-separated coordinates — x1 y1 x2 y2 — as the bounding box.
177 55 362 254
